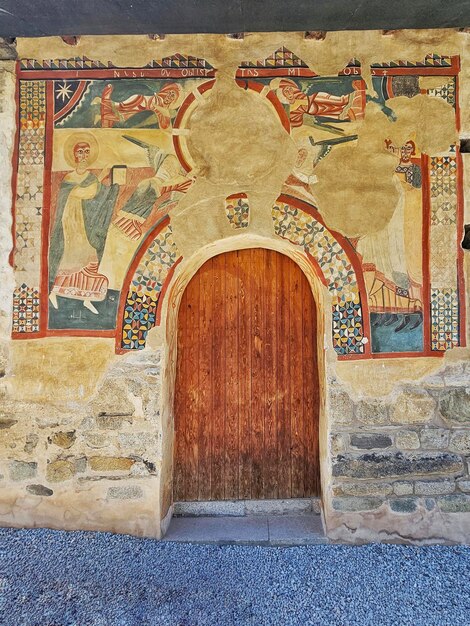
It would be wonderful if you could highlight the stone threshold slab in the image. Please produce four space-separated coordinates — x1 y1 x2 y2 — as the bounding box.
163 513 327 546
173 497 322 517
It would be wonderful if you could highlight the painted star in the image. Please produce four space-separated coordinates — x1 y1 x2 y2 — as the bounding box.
56 81 73 102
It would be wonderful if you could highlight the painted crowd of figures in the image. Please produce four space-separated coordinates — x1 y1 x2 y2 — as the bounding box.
47 72 426 351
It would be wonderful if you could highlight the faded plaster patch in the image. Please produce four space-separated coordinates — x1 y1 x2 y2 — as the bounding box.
186 78 291 184
9 339 116 404
313 93 456 239
313 103 399 238
419 76 453 90
386 95 457 156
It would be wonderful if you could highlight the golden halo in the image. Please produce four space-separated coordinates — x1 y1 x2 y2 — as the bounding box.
64 132 99 168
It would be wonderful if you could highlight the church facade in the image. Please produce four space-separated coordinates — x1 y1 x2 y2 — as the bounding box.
0 30 469 543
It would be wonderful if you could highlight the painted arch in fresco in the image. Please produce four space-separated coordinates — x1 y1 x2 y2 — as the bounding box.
116 194 368 357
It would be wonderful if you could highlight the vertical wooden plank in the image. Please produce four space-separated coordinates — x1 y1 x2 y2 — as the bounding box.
238 251 252 499
174 266 199 500
263 250 278 499
301 272 320 496
197 258 213 500
173 288 187 500
250 248 264 499
211 254 225 500
289 256 305 497
276 251 292 498
184 272 198 500
224 251 240 499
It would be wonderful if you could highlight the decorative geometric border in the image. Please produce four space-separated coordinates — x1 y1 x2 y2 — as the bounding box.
238 46 362 77
120 222 180 350
12 284 40 333
272 197 366 356
21 55 215 72
371 54 457 69
431 287 459 351
429 151 461 351
12 79 46 334
225 193 250 229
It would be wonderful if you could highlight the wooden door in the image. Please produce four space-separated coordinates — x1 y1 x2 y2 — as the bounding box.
173 248 320 501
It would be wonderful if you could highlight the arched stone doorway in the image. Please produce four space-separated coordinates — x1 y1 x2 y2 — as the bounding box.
173 248 320 502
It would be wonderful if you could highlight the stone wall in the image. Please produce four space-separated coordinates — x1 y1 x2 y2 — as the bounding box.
326 360 470 542
0 30 469 542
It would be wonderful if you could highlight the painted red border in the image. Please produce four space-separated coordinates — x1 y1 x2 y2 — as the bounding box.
236 66 363 79
371 56 460 77
454 71 467 347
236 68 319 79
421 153 432 353
456 150 467 347
39 81 54 334
226 192 248 201
18 68 216 81
8 61 21 270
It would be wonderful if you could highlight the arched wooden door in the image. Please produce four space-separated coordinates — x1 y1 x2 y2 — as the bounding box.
173 248 320 501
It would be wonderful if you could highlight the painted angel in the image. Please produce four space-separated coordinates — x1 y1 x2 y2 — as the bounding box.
271 78 366 131
93 82 182 128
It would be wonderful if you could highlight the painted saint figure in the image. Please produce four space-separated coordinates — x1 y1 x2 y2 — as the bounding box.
48 134 119 314
95 82 182 128
387 139 422 188
358 139 423 347
271 78 366 128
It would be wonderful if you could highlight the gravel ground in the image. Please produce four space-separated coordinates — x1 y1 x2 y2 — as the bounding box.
0 528 469 626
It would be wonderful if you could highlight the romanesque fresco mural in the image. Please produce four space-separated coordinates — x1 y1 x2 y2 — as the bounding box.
12 55 215 335
11 50 465 359
236 48 465 357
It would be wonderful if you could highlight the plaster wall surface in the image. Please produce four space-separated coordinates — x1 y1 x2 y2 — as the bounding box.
0 30 469 542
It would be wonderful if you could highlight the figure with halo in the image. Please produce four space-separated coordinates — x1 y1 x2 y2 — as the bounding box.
48 133 120 314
